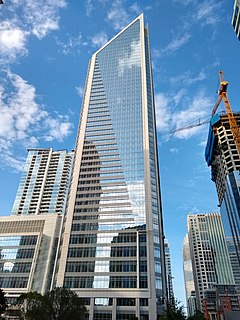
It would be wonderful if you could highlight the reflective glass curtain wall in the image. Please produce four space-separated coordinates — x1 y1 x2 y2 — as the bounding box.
57 14 166 320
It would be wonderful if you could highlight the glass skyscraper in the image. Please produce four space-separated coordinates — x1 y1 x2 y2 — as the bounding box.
56 14 166 319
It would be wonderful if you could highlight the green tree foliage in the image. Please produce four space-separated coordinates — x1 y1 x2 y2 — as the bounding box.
0 288 7 319
159 302 186 320
187 310 204 320
18 287 86 320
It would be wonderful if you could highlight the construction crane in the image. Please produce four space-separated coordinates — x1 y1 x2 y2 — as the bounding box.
172 70 240 154
212 70 240 154
171 117 210 135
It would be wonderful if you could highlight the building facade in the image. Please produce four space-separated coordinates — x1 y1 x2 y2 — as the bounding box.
232 0 240 40
226 237 240 298
11 148 74 216
183 234 196 316
203 285 240 320
0 214 62 303
187 213 235 312
56 14 166 320
205 113 240 290
164 240 174 305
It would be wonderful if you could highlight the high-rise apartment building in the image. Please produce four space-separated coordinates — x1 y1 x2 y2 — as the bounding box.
56 14 166 320
205 113 240 287
232 0 240 40
0 148 73 304
187 213 235 312
11 148 74 216
165 240 174 305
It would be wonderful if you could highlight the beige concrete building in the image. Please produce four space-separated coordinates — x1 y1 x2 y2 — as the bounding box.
0 214 62 303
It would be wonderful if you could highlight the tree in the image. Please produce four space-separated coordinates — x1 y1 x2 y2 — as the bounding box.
159 302 186 320
187 310 204 320
18 287 86 320
0 288 7 319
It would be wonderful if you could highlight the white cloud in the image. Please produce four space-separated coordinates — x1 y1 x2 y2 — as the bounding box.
0 21 28 61
130 2 141 15
155 93 171 132
22 0 67 39
44 116 73 141
154 90 212 140
0 0 67 64
170 70 206 86
2 153 25 173
170 147 180 154
85 0 94 17
107 0 130 30
172 92 212 139
76 85 84 97
172 89 186 105
160 33 191 56
0 71 73 171
91 31 108 48
57 33 83 55
118 40 141 75
172 0 193 4
195 1 222 25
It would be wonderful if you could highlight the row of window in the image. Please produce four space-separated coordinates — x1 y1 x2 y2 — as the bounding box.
81 160 121 167
0 235 38 247
68 246 137 258
78 178 125 185
0 276 28 288
69 233 137 244
75 198 129 205
65 260 140 273
75 192 128 199
64 276 147 289
77 185 126 192
73 207 131 213
79 172 123 178
0 262 32 273
80 166 122 172
0 248 35 260
73 212 133 223
71 223 132 232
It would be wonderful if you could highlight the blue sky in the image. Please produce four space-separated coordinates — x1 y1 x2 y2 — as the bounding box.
0 0 239 306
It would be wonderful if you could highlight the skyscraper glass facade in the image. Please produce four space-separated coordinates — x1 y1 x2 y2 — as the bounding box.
56 15 166 319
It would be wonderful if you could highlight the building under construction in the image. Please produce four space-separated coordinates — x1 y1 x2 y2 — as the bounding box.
205 112 240 297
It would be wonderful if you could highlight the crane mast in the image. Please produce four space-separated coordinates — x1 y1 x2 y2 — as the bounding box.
212 70 240 155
